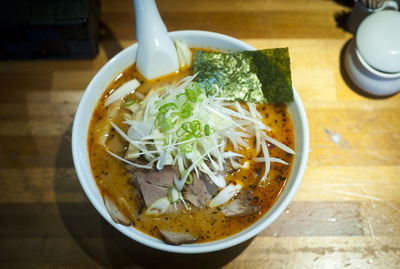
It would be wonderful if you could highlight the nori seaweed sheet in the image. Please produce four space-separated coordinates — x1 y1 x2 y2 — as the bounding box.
194 48 293 103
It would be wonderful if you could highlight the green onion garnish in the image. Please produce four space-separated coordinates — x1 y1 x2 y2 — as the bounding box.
180 101 194 118
159 118 174 132
168 187 180 203
176 126 186 137
181 122 191 133
179 144 192 153
159 102 178 111
204 124 210 136
176 120 205 140
124 98 136 106
185 173 194 185
155 102 178 129
190 120 201 132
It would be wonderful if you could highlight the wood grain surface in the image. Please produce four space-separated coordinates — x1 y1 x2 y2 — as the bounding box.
1 0 400 268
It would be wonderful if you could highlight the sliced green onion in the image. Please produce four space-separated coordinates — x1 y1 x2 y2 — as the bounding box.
159 118 174 132
176 92 185 99
182 133 195 141
156 102 178 127
185 173 194 185
180 101 193 118
181 122 191 133
204 124 210 136
168 187 180 203
159 102 178 112
191 120 203 138
176 120 205 140
185 88 196 102
179 144 192 153
155 112 165 125
181 170 193 185
176 126 186 137
185 83 203 102
145 197 171 216
124 98 136 107
181 169 187 178
190 120 201 132
193 82 202 94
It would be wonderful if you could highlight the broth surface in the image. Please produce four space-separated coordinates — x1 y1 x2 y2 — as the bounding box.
88 55 294 243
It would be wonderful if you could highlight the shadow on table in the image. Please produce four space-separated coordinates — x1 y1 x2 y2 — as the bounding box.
99 22 124 60
331 0 353 33
54 123 252 268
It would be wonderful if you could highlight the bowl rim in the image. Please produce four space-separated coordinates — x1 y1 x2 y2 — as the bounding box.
72 30 309 254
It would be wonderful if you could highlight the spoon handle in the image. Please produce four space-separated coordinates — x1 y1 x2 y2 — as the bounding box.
134 0 179 80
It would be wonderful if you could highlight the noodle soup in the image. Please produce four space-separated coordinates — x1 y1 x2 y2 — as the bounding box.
88 50 294 244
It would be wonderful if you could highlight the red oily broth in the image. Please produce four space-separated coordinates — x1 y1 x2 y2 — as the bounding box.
87 51 294 243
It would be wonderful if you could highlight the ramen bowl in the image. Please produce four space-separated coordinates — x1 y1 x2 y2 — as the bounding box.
72 30 309 254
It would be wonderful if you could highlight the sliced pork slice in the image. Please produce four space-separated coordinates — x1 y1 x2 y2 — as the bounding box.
222 189 260 217
183 173 210 208
159 230 197 245
104 194 131 225
201 160 233 195
198 172 219 196
134 165 179 188
129 174 146 213
128 165 178 207
182 161 234 207
136 178 168 208
129 165 183 214
125 159 148 173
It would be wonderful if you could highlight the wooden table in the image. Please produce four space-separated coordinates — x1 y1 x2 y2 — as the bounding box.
1 0 399 268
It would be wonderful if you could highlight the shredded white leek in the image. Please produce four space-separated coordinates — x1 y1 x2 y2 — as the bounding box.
105 79 140 107
168 187 181 203
262 133 295 155
145 197 171 216
134 92 145 100
260 140 270 183
174 39 192 68
106 150 152 169
253 157 289 165
209 183 242 208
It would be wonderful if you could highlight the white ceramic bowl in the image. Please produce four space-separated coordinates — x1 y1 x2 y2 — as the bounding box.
72 30 309 254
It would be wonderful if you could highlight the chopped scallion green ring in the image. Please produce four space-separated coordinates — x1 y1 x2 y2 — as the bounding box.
182 133 194 141
155 102 179 127
176 126 186 137
185 173 194 185
124 98 136 106
159 118 174 132
190 120 201 132
179 144 192 153
168 187 180 203
159 102 178 111
181 122 191 133
204 124 210 136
